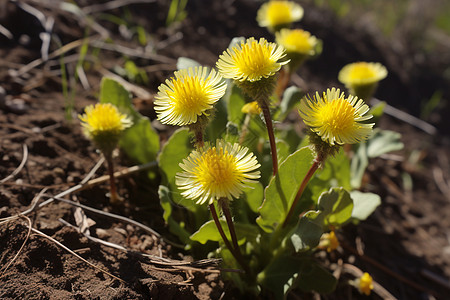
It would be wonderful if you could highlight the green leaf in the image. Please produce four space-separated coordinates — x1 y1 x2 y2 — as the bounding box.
157 128 197 210
312 149 351 198
176 57 201 70
120 118 159 163
190 220 259 244
367 128 404 158
296 261 337 294
290 216 323 252
316 187 354 228
276 139 290 165
243 182 264 213
257 255 304 300
257 147 315 233
350 190 381 220
158 185 192 245
99 77 139 121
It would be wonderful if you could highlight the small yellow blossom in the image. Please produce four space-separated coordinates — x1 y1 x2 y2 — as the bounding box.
79 103 132 152
318 231 339 252
154 66 227 126
176 140 261 205
241 101 262 115
339 62 387 86
357 272 374 296
257 1 304 31
299 88 374 145
216 37 288 83
276 28 319 56
338 62 387 101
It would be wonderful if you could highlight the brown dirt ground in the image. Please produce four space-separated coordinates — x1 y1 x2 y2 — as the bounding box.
1 1 450 299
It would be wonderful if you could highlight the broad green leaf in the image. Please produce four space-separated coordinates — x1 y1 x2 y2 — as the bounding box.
257 255 304 300
311 149 351 200
157 128 197 210
243 182 264 213
190 220 259 244
99 77 139 121
296 261 337 294
350 190 381 220
257 147 315 233
176 57 201 70
276 139 290 165
317 187 354 227
289 216 323 252
367 128 404 158
158 185 192 245
120 118 159 163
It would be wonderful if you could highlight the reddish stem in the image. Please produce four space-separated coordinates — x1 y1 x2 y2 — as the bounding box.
260 101 278 176
209 203 249 273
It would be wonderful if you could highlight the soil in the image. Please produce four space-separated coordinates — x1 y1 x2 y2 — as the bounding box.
1 1 450 299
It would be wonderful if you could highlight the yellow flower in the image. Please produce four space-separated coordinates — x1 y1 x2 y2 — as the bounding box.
357 272 374 296
79 103 132 152
241 101 262 115
276 28 319 56
154 66 227 126
216 37 288 83
299 88 374 145
318 231 339 252
338 62 387 101
257 1 304 30
176 140 261 205
339 62 387 86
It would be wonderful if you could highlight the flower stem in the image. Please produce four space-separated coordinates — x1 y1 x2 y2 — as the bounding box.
259 100 278 176
194 127 204 148
209 203 249 274
219 198 240 256
104 151 121 205
282 158 320 228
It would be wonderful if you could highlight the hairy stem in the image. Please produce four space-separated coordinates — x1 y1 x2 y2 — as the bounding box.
259 100 278 176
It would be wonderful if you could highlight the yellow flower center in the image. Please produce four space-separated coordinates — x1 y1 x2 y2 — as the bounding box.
316 98 356 133
348 63 377 81
167 75 211 117
284 30 313 53
234 40 276 80
267 2 292 26
195 148 243 195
